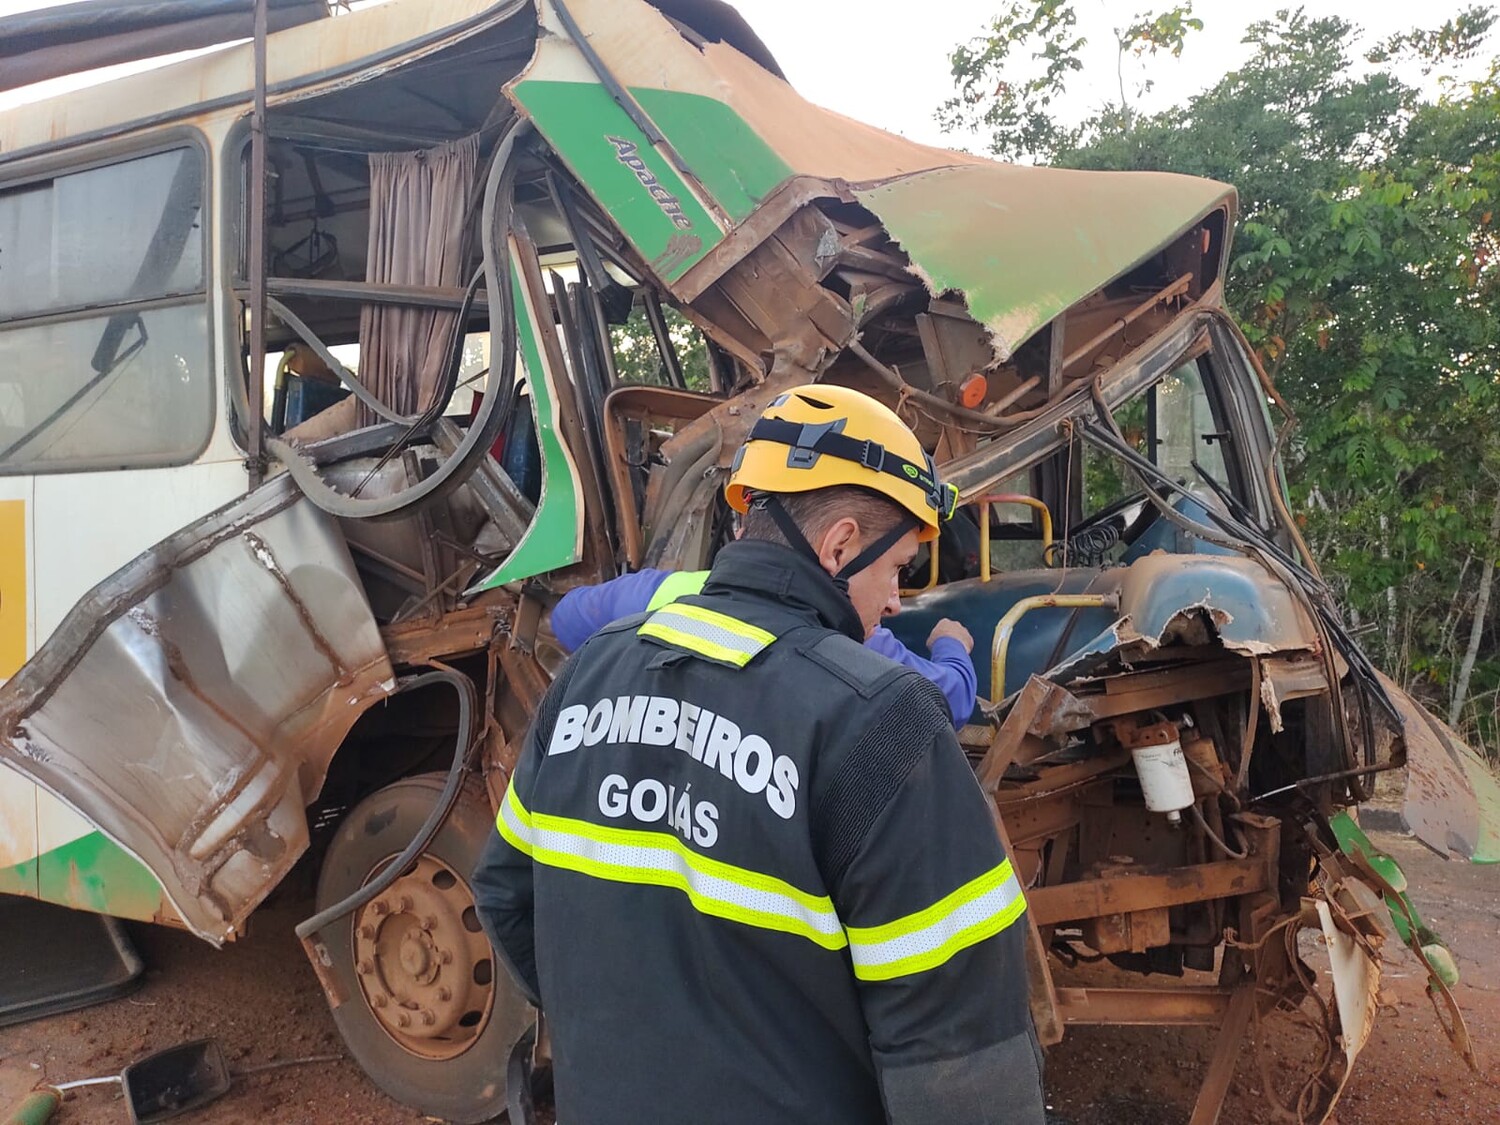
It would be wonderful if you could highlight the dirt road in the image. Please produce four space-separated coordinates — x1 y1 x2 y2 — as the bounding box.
2 826 1496 1124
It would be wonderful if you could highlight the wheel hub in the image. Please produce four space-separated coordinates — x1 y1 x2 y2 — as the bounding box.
352 854 495 1060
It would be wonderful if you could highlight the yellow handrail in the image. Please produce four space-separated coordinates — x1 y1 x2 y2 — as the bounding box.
978 494 1055 582
991 593 1119 701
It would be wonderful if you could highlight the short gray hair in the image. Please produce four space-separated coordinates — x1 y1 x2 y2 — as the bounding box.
739 485 907 549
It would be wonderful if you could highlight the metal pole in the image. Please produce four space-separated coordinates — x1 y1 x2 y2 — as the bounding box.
247 0 269 488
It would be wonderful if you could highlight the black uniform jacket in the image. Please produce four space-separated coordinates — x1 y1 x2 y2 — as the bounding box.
473 540 1044 1124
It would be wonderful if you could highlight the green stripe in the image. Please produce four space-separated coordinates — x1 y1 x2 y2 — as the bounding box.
629 88 793 223
471 269 584 590
511 79 721 281
30 831 167 921
0 856 35 897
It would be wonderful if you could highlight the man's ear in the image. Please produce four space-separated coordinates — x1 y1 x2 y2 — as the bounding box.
814 516 862 577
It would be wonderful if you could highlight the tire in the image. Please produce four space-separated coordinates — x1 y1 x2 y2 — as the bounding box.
316 773 532 1123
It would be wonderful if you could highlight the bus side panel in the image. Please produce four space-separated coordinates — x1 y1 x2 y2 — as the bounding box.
0 765 37 896
34 793 174 922
0 492 36 896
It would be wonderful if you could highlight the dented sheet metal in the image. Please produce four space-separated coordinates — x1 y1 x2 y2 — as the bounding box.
1040 555 1319 688
851 166 1233 360
1315 897 1380 1091
0 476 394 943
1379 673 1500 863
516 0 1234 355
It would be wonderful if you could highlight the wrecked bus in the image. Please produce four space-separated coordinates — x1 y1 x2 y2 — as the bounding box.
0 0 1495 1120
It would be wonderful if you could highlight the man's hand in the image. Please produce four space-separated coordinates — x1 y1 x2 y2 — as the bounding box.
927 618 973 654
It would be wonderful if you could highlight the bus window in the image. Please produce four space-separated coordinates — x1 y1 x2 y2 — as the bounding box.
0 146 210 473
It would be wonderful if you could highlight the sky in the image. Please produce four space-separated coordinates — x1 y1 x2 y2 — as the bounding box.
0 0 1494 145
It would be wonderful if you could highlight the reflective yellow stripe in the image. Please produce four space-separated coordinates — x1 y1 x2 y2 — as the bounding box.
845 860 1028 982
645 570 709 611
496 782 534 856
496 786 846 950
637 602 777 667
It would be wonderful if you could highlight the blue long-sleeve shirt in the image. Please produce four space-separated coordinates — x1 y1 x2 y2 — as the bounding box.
551 568 977 728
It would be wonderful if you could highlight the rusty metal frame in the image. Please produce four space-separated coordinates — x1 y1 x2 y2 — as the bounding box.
246 0 270 489
600 385 721 568
1027 857 1269 926
1054 987 1234 1026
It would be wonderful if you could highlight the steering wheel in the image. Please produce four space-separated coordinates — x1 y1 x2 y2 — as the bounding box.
1056 491 1159 565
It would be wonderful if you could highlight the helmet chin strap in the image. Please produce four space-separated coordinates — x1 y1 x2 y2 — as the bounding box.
757 494 917 592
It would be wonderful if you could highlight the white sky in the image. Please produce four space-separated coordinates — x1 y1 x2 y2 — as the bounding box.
0 0 1493 145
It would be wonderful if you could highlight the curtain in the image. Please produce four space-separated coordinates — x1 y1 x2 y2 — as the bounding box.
358 133 480 425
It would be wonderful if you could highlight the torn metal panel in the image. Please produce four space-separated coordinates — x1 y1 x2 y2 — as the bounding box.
1035 555 1319 690
0 476 394 943
1316 897 1380 1070
976 676 1094 790
851 166 1233 361
1379 673 1500 863
1107 554 1318 655
516 0 1233 363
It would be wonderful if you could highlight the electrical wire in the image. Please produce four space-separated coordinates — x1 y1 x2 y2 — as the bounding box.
1074 395 1397 723
295 668 477 950
1190 804 1248 859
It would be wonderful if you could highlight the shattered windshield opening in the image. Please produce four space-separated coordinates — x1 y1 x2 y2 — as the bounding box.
1075 359 1232 566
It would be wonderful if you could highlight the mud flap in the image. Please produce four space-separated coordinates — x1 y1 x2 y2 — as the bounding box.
0 897 142 1027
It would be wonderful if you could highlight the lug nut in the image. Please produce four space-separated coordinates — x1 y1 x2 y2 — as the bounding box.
371 994 388 1008
369 900 389 917
439 950 454 965
436 986 452 1002
396 895 413 912
395 1012 411 1029
356 959 373 976
358 924 376 940
420 1009 436 1027
421 915 437 932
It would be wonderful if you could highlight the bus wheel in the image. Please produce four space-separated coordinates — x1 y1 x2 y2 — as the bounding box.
315 773 531 1124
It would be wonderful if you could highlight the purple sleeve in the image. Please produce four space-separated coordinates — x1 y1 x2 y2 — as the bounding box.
551 569 671 653
865 628 978 729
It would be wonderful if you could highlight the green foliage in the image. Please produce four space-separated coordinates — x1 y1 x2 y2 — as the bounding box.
609 300 712 390
944 4 1500 755
939 0 1089 161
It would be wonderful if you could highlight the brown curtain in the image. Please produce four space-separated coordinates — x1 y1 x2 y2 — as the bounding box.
357 133 480 424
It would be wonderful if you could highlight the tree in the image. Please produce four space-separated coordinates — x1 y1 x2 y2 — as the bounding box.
609 299 712 390
943 6 1500 754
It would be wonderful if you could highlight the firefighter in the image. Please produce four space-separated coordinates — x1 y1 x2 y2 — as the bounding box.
473 384 1044 1125
548 567 979 727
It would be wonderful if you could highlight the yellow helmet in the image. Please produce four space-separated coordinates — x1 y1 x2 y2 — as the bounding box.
725 384 957 543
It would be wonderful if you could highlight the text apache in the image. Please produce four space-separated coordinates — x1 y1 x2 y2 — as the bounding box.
606 136 694 230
